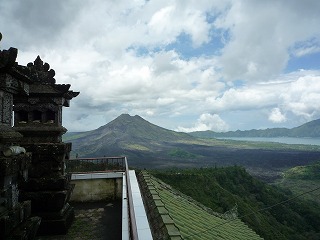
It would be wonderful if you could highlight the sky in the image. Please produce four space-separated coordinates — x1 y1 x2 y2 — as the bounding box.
1 0 320 132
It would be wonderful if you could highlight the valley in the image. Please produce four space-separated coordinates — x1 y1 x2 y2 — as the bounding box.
63 114 320 182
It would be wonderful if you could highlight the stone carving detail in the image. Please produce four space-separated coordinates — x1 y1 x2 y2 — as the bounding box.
1 91 13 125
11 184 19 208
13 55 79 144
28 97 40 105
27 56 56 84
53 97 63 105
0 47 17 69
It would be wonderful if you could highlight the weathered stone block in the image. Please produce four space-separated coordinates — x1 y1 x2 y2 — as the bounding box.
36 204 74 235
20 175 71 191
20 189 72 212
0 201 33 238
35 203 71 221
9 216 41 240
23 143 69 163
0 155 31 181
27 161 64 178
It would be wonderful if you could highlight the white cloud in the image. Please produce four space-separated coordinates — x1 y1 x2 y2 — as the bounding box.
215 0 320 82
280 74 320 120
293 46 320 57
152 51 179 74
176 113 229 132
290 37 320 57
37 47 225 131
269 108 286 123
206 85 280 112
1 0 320 132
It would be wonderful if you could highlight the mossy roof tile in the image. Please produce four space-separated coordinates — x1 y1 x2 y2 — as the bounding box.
157 206 169 215
141 172 263 240
154 199 165 207
150 189 158 195
161 214 174 224
166 223 181 236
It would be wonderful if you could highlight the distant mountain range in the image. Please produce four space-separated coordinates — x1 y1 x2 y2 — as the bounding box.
189 119 320 138
64 114 320 172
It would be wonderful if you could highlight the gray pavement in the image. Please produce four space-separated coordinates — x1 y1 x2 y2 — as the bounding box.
37 200 122 240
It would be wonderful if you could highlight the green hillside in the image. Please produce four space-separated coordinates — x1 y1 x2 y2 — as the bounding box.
283 161 320 180
150 167 320 240
276 162 320 204
290 119 320 137
190 118 320 138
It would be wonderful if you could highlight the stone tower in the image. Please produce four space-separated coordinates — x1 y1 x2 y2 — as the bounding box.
0 45 41 239
13 56 79 235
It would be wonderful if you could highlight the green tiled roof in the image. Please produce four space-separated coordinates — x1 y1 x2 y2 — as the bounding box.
138 171 263 240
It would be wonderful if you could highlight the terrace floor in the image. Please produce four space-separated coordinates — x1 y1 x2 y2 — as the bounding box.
36 200 122 240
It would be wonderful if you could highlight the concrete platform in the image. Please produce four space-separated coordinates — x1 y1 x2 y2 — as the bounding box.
36 200 122 240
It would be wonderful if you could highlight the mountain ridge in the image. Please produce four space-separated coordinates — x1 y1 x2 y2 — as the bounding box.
189 119 320 138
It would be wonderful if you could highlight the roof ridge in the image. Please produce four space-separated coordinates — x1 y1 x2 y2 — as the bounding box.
137 171 183 239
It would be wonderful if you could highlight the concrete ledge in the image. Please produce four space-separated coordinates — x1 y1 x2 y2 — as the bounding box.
122 173 129 240
71 172 123 180
128 170 153 240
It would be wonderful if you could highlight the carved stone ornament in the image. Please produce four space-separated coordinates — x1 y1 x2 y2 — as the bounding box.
0 47 18 71
0 91 12 125
27 56 56 84
28 97 40 105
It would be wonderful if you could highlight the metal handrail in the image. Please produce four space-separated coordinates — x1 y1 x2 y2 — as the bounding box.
69 156 125 161
124 157 139 240
66 156 125 173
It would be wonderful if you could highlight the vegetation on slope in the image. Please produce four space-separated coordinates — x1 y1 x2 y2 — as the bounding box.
275 161 320 204
150 167 320 240
290 119 320 137
168 148 197 158
283 161 320 180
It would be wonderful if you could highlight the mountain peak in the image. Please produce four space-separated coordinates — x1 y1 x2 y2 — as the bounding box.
112 113 146 125
117 113 131 119
66 114 194 154
116 113 144 120
108 114 194 141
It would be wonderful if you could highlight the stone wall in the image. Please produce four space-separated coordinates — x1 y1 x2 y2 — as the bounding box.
71 178 122 202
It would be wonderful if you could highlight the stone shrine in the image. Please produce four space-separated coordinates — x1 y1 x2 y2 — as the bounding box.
0 44 41 239
13 55 79 235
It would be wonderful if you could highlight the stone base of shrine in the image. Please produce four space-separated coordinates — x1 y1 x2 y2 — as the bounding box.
36 203 75 235
0 201 41 240
7 216 42 240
